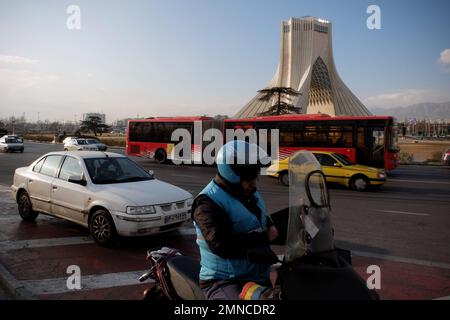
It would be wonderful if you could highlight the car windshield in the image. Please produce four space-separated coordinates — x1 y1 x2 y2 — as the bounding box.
76 139 88 145
332 153 353 166
5 137 21 143
84 157 152 184
86 139 100 144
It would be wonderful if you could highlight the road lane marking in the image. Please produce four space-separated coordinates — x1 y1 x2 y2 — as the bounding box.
389 178 450 185
173 174 196 178
0 226 196 251
374 209 429 216
428 193 450 198
351 250 450 270
175 227 197 236
0 215 55 222
0 236 94 252
21 270 153 295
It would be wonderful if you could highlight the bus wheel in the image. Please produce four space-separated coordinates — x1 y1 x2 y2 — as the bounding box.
279 171 289 186
155 149 167 164
350 175 369 191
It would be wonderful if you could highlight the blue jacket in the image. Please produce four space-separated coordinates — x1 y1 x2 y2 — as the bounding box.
194 180 271 283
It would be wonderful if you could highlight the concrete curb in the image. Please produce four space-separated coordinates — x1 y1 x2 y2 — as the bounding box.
398 163 447 167
0 263 36 300
0 184 36 300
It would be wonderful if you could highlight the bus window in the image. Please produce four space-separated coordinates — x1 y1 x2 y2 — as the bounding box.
371 127 385 167
342 126 354 147
372 128 385 149
356 126 385 168
328 126 343 147
303 125 317 146
129 121 193 143
388 126 398 152
303 125 327 146
279 122 297 147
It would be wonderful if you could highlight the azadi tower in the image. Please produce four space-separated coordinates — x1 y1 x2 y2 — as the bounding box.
235 17 371 118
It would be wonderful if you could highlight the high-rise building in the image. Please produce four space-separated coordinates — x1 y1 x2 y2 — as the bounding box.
235 17 371 118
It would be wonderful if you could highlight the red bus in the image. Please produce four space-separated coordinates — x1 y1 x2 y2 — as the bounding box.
126 117 223 163
224 114 399 171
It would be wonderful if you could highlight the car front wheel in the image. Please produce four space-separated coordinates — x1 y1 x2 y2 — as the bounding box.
279 171 289 186
90 210 117 246
350 175 369 191
18 192 39 221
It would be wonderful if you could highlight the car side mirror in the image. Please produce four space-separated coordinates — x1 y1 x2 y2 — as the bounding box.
148 170 154 179
68 175 87 186
333 163 342 167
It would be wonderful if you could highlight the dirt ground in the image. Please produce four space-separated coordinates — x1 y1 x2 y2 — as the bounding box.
398 138 449 162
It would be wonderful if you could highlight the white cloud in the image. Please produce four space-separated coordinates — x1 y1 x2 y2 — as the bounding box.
438 49 450 73
87 73 94 78
438 49 450 65
363 89 450 109
0 68 59 90
0 55 37 65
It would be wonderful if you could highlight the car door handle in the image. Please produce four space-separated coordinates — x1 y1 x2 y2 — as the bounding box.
52 186 58 190
29 179 33 183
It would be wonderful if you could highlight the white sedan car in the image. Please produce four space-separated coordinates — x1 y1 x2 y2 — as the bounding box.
64 138 99 151
1 135 24 152
11 151 193 246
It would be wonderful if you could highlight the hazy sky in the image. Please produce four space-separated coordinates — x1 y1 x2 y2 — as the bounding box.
1 0 450 123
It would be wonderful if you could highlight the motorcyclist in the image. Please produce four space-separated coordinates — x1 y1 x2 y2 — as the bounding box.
191 140 279 300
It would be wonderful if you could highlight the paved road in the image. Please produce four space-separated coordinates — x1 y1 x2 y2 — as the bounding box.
0 285 11 300
0 141 449 299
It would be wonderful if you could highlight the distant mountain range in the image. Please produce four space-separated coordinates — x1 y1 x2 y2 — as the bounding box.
369 102 450 121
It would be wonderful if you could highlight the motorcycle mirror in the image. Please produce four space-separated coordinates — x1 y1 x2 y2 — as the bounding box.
305 170 330 208
247 246 280 265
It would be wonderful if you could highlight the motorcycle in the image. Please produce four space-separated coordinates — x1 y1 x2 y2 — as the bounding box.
139 150 379 300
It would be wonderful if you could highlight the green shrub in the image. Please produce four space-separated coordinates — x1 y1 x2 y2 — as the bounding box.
427 151 443 163
98 138 126 147
399 152 414 164
23 134 54 142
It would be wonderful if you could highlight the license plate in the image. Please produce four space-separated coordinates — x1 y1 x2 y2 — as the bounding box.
164 212 187 224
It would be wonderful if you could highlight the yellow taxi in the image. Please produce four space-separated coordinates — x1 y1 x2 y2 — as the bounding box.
266 151 386 191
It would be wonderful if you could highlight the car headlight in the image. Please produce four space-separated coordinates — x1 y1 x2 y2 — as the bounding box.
186 198 193 208
378 172 386 179
126 205 156 215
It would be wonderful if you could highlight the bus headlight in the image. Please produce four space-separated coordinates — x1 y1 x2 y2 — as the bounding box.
126 205 156 215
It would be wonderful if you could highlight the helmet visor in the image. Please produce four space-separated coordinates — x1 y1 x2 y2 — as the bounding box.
232 164 260 182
